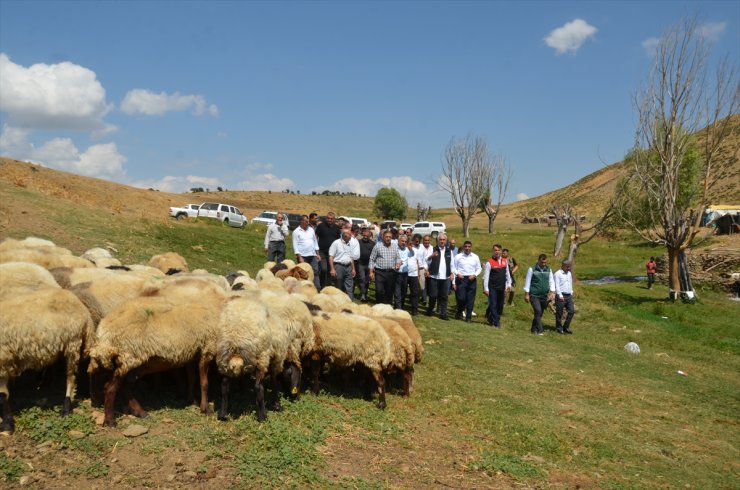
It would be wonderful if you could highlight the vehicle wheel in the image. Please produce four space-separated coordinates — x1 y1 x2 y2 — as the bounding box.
176 213 186 220
223 218 229 226
431 231 439 238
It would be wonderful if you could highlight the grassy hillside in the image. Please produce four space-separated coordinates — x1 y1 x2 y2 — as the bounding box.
502 114 740 219
1 155 739 489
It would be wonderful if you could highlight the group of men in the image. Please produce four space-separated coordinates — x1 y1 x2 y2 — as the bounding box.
265 211 576 334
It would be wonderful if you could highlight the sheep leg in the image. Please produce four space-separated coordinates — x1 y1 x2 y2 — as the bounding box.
255 370 267 422
0 378 14 434
402 368 413 398
270 370 283 412
373 370 386 410
103 373 122 427
122 379 149 419
198 355 212 415
310 358 323 395
217 377 230 421
62 352 79 417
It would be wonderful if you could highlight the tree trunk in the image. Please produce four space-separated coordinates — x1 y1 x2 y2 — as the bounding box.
554 218 568 257
462 216 471 238
566 235 579 274
487 214 494 233
667 246 682 301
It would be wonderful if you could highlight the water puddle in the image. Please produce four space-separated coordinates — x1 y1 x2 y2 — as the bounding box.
581 276 647 285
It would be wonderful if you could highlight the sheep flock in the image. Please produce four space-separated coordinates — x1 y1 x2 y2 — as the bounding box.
0 237 424 433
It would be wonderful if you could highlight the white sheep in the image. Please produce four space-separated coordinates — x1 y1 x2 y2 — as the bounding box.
0 247 94 269
0 287 95 433
306 309 392 409
88 277 227 427
216 296 296 421
147 251 189 274
0 237 70 254
0 262 60 295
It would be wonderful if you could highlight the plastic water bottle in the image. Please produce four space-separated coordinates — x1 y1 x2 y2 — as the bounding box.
677 370 688 377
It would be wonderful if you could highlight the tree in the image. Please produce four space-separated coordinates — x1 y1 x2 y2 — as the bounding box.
373 187 408 220
617 16 739 301
480 156 512 234
416 202 432 222
439 135 494 238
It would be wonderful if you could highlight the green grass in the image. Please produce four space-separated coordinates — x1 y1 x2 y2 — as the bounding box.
1 185 739 488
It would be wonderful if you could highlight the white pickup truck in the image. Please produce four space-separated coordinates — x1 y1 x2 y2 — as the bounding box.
169 204 201 220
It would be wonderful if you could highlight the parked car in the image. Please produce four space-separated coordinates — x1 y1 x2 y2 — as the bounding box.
412 221 446 237
197 202 248 228
400 223 413 231
252 211 279 226
169 203 200 220
285 213 303 231
340 216 371 228
380 220 397 230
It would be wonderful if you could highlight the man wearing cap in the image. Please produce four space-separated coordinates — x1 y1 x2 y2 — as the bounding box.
264 212 290 262
553 260 575 334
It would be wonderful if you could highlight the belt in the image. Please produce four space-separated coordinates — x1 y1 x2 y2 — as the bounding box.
376 268 394 272
269 240 284 243
335 262 351 266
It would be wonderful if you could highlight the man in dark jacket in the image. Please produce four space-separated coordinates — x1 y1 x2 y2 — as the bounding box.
357 228 375 301
315 212 341 290
483 244 511 328
425 234 454 320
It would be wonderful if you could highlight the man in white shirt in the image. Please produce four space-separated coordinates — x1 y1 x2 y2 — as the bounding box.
264 212 290 262
329 228 356 300
417 234 433 305
452 240 482 323
394 235 414 311
292 215 320 289
553 260 575 334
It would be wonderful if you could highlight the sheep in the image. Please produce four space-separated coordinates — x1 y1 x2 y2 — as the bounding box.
306 309 392 409
372 317 415 398
371 306 424 365
0 262 61 295
147 251 189 275
88 277 227 427
276 265 312 281
0 237 71 254
281 259 296 269
255 268 275 282
0 287 95 433
0 247 94 269
263 261 277 271
294 262 315 283
80 247 122 268
309 288 352 312
216 296 297 421
231 275 258 291
284 279 317 298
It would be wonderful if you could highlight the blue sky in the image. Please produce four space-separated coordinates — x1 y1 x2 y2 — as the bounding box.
1 1 738 207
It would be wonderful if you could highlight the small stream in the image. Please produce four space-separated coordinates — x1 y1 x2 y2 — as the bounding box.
581 276 647 285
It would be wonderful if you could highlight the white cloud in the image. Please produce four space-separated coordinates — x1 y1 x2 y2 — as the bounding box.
314 176 449 208
246 162 274 172
697 21 726 42
120 89 219 117
238 173 295 192
642 37 660 56
131 175 223 193
516 192 529 201
0 53 113 131
0 124 30 155
545 19 597 55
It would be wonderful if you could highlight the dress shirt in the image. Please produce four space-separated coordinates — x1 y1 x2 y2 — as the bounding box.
369 242 399 271
428 248 449 280
348 236 360 261
407 250 420 277
264 222 289 248
416 245 432 269
452 252 482 278
292 226 318 257
329 238 354 265
553 269 573 298
397 247 412 273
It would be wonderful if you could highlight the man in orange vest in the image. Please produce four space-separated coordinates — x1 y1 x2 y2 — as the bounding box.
483 244 511 328
646 257 657 290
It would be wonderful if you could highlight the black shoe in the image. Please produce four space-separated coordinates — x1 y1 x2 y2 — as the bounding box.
455 313 462 320
440 315 449 321
557 329 565 334
465 318 472 323
564 329 573 334
494 323 501 328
